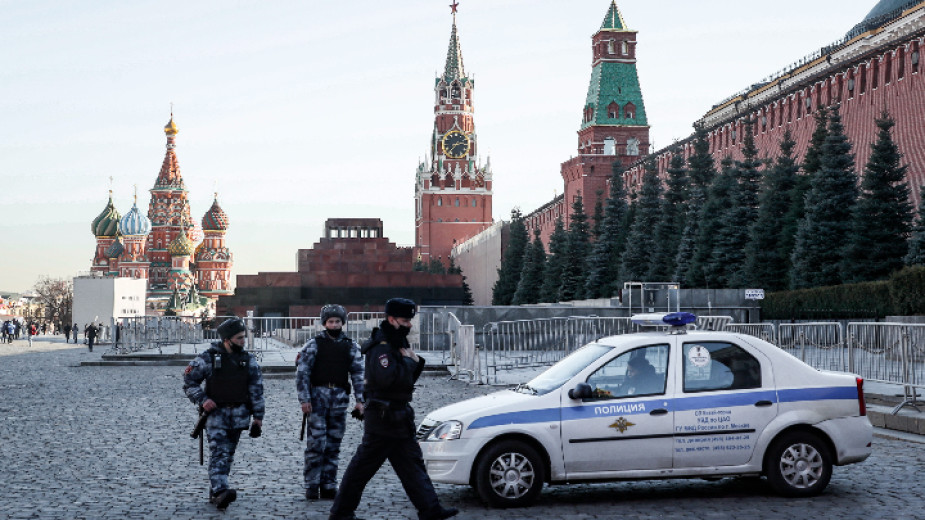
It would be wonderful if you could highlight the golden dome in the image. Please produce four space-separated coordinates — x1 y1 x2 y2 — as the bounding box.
164 117 178 136
168 227 195 257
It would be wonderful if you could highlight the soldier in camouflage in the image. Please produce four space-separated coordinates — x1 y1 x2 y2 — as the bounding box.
297 304 365 500
183 317 265 510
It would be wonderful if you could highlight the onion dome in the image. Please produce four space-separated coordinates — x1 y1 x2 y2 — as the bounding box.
202 195 229 231
91 193 122 237
119 202 152 236
164 116 178 136
105 236 124 258
168 225 195 257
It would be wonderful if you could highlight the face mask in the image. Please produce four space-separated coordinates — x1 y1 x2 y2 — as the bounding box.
397 325 412 337
326 327 342 337
230 342 244 353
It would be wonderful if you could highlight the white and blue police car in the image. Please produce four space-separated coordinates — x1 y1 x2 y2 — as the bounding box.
417 313 872 508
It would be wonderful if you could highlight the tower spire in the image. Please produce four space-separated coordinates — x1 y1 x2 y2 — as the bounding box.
444 2 465 81
600 1 629 32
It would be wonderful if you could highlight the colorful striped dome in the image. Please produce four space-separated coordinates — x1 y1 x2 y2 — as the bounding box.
91 194 121 237
105 236 124 258
202 196 229 231
168 227 195 257
119 202 152 236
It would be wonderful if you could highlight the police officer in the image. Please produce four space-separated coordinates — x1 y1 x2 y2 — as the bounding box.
182 317 265 510
297 304 365 500
329 298 458 520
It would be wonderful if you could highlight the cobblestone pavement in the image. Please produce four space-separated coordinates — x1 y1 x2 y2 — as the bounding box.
2 339 924 520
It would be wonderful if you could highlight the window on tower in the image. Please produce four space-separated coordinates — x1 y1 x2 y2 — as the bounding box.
472 199 477 207
437 198 443 206
622 41 628 55
608 102 619 119
455 198 460 207
607 40 615 54
451 82 461 100
624 102 635 119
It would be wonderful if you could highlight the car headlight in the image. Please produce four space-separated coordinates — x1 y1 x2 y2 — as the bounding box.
424 420 463 441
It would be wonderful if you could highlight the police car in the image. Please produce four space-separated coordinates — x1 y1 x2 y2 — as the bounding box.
417 313 872 508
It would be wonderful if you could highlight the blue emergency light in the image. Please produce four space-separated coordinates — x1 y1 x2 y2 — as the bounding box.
631 312 697 328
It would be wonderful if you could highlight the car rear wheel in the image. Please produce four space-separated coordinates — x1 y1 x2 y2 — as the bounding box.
474 440 545 508
765 431 832 497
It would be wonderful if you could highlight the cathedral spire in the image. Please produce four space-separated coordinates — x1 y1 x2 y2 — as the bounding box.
443 1 465 82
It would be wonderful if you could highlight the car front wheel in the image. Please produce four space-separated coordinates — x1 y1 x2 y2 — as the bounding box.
474 440 545 508
765 431 832 497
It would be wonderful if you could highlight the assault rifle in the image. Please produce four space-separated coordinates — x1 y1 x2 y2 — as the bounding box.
191 407 210 465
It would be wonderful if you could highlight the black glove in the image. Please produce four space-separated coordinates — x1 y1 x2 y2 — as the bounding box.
249 422 262 438
350 408 365 421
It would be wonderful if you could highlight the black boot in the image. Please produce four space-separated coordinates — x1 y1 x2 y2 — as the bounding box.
305 486 319 500
320 486 337 499
210 488 237 509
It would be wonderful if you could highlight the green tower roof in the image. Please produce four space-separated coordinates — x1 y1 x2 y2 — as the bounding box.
581 61 648 129
444 18 466 82
600 1 630 32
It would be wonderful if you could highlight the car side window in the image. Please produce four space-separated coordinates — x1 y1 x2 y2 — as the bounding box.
682 342 761 393
586 344 669 399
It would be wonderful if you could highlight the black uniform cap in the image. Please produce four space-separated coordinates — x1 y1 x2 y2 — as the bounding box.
217 318 247 340
384 298 416 319
321 304 347 324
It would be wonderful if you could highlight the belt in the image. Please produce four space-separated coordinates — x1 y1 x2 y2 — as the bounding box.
315 383 347 390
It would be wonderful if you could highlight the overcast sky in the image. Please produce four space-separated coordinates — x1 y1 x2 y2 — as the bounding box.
0 0 878 293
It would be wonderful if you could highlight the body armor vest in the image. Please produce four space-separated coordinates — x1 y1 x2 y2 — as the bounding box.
310 334 352 391
206 348 250 405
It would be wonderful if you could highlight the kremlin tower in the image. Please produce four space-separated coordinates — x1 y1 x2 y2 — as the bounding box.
88 115 233 314
414 2 493 266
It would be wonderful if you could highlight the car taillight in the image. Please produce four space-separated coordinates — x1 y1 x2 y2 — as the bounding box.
857 377 867 416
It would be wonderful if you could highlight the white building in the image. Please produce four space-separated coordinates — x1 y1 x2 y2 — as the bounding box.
73 275 147 332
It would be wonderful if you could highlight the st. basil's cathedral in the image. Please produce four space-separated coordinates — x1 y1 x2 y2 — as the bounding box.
89 117 233 314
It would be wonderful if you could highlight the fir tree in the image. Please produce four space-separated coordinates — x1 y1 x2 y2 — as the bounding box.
491 208 529 305
620 158 662 282
427 257 447 274
675 125 717 286
650 150 689 280
540 217 568 302
586 162 630 298
742 129 800 291
905 185 925 266
513 228 547 304
591 190 605 241
843 112 912 282
559 194 591 301
691 156 737 287
725 120 763 288
790 106 858 289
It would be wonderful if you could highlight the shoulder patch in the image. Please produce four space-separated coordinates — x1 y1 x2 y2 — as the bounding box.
378 353 390 368
184 365 193 375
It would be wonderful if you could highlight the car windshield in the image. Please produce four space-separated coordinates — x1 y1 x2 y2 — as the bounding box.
516 343 613 395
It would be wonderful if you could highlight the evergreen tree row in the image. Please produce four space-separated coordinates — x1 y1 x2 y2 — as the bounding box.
493 106 921 304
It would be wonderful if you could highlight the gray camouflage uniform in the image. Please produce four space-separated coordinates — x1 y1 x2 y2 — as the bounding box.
183 342 265 495
296 331 364 491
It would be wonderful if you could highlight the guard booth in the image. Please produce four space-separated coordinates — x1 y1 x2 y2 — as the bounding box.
623 282 681 315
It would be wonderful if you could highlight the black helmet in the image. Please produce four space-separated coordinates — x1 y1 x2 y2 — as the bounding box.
217 317 247 340
320 304 347 325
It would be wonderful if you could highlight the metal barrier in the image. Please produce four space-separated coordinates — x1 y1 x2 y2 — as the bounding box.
695 315 734 331
848 322 924 414
726 323 777 344
480 317 632 385
446 312 480 383
779 322 846 372
108 313 386 358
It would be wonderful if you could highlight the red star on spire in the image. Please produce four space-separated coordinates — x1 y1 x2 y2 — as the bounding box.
449 1 459 14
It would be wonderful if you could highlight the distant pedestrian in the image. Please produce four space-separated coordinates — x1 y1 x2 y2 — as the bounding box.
296 304 365 500
71 323 79 344
28 323 37 347
182 317 265 510
328 298 458 520
64 325 71 343
85 323 97 352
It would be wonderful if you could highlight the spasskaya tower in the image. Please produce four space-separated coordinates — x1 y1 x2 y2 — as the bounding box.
414 1 493 267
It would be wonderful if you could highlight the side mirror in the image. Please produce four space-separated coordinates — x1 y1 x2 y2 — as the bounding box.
568 382 592 400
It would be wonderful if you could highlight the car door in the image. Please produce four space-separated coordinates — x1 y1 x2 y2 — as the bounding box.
672 339 777 468
560 343 674 476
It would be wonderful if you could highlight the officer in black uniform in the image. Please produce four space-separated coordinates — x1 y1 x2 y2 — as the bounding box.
183 317 265 510
328 298 458 520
